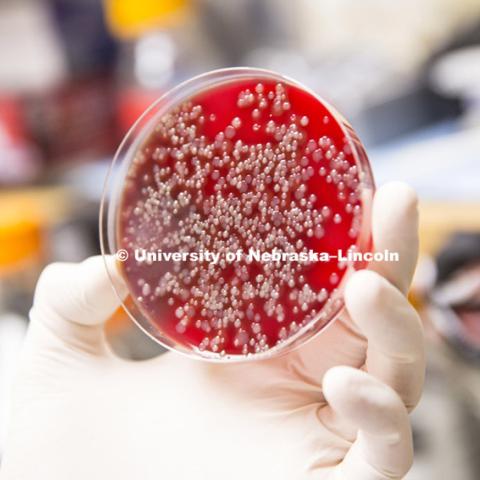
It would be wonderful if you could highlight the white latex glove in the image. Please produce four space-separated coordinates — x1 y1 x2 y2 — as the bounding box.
0 182 424 480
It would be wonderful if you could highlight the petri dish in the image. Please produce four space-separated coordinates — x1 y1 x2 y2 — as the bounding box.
100 67 374 362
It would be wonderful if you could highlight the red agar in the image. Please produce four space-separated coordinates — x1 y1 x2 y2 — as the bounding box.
118 78 368 358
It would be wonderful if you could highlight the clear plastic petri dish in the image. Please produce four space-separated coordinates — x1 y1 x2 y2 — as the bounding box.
100 67 375 362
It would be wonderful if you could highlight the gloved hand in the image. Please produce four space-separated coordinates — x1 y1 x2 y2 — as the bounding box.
0 182 424 480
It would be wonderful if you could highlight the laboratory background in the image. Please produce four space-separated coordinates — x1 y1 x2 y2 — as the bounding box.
1 0 480 478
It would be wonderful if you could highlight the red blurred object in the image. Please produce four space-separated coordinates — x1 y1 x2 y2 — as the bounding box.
116 86 164 136
0 96 39 184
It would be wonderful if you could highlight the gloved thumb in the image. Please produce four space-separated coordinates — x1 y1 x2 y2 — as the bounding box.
26 256 127 356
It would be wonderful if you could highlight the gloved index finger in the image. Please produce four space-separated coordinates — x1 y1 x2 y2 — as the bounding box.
368 181 419 295
345 269 425 410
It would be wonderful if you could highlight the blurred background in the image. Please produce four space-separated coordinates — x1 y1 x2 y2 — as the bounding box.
1 0 480 477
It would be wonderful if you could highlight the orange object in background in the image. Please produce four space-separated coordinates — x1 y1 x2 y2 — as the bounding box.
0 188 70 274
0 199 42 273
104 0 188 38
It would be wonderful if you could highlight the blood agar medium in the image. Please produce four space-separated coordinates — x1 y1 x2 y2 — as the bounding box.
100 68 374 361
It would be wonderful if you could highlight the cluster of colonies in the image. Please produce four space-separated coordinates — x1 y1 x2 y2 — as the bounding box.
118 79 366 358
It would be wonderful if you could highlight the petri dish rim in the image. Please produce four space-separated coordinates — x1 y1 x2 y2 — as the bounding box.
99 66 375 363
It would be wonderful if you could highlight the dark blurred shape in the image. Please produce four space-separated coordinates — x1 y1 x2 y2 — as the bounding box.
24 76 116 166
49 0 118 76
31 0 118 166
430 17 480 68
436 232 480 285
357 83 462 145
428 232 480 360
428 18 480 127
